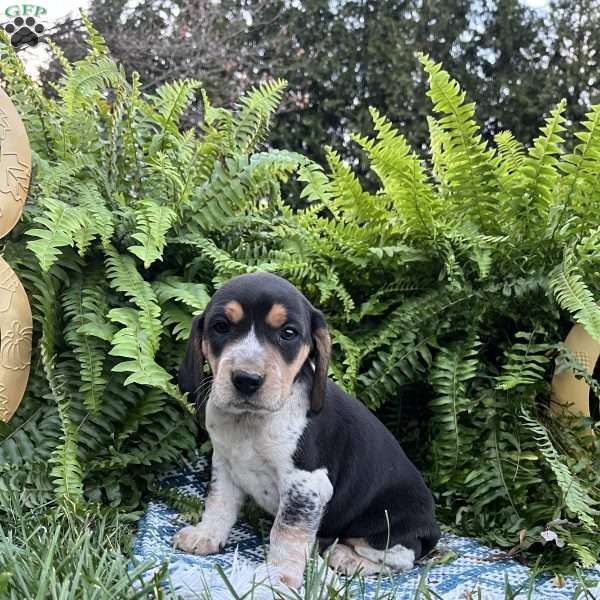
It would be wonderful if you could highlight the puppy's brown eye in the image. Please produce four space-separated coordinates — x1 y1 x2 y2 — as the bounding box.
213 321 230 334
280 326 298 341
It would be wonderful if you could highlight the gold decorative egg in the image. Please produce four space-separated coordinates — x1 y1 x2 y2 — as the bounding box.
551 323 600 423
0 87 32 423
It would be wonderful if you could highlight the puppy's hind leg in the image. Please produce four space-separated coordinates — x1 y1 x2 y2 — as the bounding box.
325 543 383 577
353 541 415 572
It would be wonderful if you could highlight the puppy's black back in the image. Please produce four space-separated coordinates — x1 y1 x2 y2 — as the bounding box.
293 378 440 558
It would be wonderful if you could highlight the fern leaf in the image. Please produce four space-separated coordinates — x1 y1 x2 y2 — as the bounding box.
550 249 600 344
153 276 210 312
150 79 202 134
494 130 526 197
353 107 436 236
27 198 87 271
556 104 600 229
80 10 108 56
495 331 552 391
108 307 174 394
429 338 480 481
59 56 121 113
297 160 334 205
188 150 303 232
128 200 176 268
105 246 162 349
521 408 599 530
234 79 287 152
419 54 497 228
62 275 111 414
39 277 83 501
517 100 566 217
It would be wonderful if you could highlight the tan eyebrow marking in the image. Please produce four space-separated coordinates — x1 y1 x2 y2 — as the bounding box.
266 303 288 328
224 301 244 323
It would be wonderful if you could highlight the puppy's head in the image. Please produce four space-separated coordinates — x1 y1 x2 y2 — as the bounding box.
178 273 331 414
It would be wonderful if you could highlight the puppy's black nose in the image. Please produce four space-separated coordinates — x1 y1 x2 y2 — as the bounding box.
231 370 264 395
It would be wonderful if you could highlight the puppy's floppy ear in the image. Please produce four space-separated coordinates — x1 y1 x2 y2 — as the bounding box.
178 313 205 412
310 309 331 413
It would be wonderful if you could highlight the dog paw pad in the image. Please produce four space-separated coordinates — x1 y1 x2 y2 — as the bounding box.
173 525 222 555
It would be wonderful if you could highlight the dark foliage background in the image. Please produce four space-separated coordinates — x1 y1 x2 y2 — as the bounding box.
41 0 600 164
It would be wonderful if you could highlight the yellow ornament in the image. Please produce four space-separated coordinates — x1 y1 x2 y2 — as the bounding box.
0 87 32 423
551 323 600 422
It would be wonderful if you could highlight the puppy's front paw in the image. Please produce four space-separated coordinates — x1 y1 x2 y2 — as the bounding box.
173 525 223 555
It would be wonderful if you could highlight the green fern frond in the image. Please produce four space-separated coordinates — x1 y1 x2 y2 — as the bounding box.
556 104 600 231
521 408 599 530
153 276 210 312
129 200 176 268
188 150 303 232
179 236 266 285
323 147 379 225
550 249 600 344
353 107 436 236
149 79 202 134
108 307 174 394
462 417 543 521
105 246 162 348
115 389 166 446
427 116 450 189
151 486 204 524
49 397 84 502
39 282 84 501
27 198 88 271
234 79 287 152
517 100 566 217
75 184 114 251
80 10 108 56
429 337 480 481
161 303 194 341
495 131 526 173
494 130 526 196
419 54 497 228
297 160 334 205
568 540 598 568
46 38 73 77
62 274 111 414
495 331 553 391
59 56 121 113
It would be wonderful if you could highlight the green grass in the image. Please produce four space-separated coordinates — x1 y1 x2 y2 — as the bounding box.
1 502 599 599
0 500 162 599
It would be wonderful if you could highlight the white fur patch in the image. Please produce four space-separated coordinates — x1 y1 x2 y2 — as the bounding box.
173 452 245 555
206 381 314 515
354 543 415 571
231 327 264 361
326 543 382 576
199 380 333 587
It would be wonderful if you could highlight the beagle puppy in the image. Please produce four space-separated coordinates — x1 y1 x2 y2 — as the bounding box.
174 273 440 587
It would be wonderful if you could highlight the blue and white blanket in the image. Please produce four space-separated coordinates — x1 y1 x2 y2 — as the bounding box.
132 458 600 599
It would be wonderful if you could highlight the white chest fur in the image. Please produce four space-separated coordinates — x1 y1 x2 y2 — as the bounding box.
205 385 309 515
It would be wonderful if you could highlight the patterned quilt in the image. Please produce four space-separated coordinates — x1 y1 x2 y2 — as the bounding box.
132 458 600 599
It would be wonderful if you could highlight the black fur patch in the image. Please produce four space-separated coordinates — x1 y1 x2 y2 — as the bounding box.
280 481 321 529
293 379 441 559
